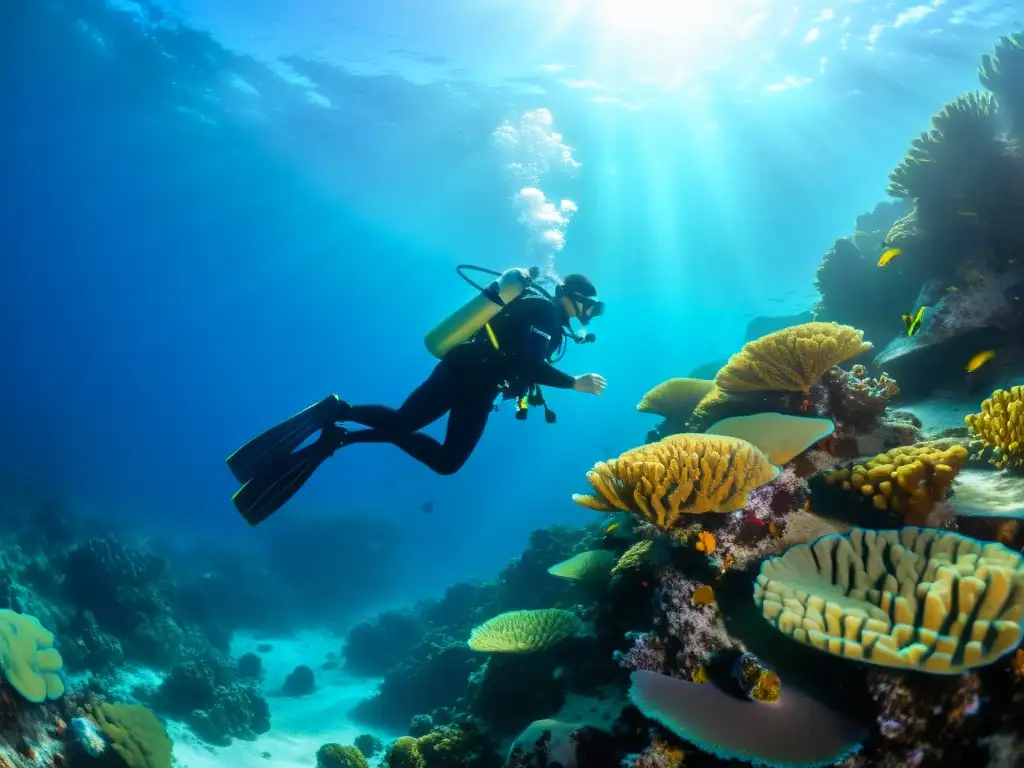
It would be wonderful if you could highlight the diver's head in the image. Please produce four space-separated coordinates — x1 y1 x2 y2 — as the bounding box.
556 273 603 326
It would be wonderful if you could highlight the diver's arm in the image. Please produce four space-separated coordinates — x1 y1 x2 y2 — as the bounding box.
526 360 577 389
511 298 577 389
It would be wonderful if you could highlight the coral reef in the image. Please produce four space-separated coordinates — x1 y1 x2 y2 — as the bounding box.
754 527 1024 673
317 742 369 768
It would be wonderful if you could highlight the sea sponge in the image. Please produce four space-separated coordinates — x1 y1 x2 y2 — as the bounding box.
611 540 653 576
965 386 1024 470
887 92 1000 200
753 527 1024 674
467 609 580 653
821 441 968 526
637 378 717 422
0 609 64 703
572 434 780 531
92 703 172 768
629 670 865 767
547 550 616 582
715 322 872 394
317 743 369 768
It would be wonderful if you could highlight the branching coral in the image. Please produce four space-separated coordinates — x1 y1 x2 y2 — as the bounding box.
818 441 968 526
715 322 872 394
572 434 779 531
467 609 579 653
636 378 716 423
965 386 1024 469
754 527 1024 674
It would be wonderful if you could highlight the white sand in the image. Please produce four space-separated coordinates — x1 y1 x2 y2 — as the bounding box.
171 630 398 768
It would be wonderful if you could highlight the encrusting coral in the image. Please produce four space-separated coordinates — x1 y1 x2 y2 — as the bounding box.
0 609 64 703
753 527 1024 674
572 434 780 531
467 609 580 653
636 378 717 423
714 322 872 394
817 441 968 526
91 702 173 768
965 385 1024 470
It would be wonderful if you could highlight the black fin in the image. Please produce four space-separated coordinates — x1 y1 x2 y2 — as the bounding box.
226 395 346 483
232 426 348 526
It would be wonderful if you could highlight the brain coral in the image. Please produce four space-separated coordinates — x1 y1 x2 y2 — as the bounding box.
715 322 872 394
753 527 1024 674
572 434 779 531
965 386 1024 470
467 609 580 653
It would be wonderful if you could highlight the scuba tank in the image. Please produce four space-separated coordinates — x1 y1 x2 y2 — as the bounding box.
424 265 539 359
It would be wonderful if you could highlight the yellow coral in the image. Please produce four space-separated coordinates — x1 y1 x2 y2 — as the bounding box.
92 703 172 768
611 540 653 576
572 434 780 531
754 527 1024 674
467 609 579 653
0 609 64 703
715 322 872 394
823 441 968 526
965 386 1024 470
695 531 716 554
637 378 717 422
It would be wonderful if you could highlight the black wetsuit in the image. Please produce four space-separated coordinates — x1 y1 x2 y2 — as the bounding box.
341 293 575 474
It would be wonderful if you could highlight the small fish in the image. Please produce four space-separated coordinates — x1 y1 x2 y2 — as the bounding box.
965 349 996 373
945 286 960 293
957 210 978 217
877 247 902 267
901 305 927 336
1009 259 1018 265
606 522 619 535
421 501 434 514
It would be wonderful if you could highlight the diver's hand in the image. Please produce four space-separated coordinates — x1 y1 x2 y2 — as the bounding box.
573 373 606 395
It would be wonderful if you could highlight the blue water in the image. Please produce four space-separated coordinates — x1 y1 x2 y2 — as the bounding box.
0 0 1019 601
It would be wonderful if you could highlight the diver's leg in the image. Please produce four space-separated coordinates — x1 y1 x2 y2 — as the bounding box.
226 394 349 483
345 362 455 432
342 385 493 475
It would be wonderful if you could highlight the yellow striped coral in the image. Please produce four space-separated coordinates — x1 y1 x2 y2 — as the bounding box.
823 442 968 526
637 378 717 422
754 527 1024 674
715 322 872 394
965 386 1024 470
467 609 580 653
572 435 779 532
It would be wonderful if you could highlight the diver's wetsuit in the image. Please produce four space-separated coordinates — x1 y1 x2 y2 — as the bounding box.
339 293 576 474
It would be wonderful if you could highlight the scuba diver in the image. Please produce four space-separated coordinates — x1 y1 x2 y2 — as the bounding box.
226 267 606 526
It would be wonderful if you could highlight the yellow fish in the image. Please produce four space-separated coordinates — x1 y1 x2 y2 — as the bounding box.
606 522 619 534
877 247 902 267
902 306 927 336
965 350 996 372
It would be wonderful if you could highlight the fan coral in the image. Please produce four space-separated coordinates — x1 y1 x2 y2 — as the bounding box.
571 434 779 531
887 92 1001 201
753 527 1024 674
965 386 1024 469
979 32 1024 137
715 322 872 394
818 441 968 526
547 550 616 582
467 609 579 653
0 609 64 703
636 378 716 423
